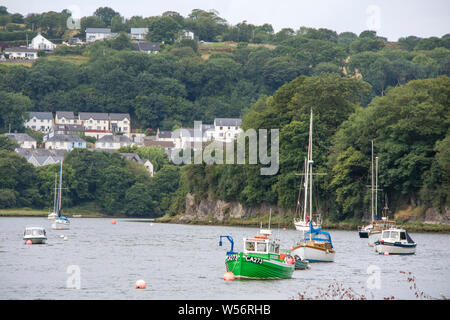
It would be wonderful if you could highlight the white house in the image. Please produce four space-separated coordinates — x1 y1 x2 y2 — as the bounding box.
55 111 78 125
24 112 53 132
130 28 148 40
109 113 131 135
212 118 242 143
85 28 115 43
95 135 134 150
179 30 195 40
44 134 86 151
5 133 37 149
29 33 56 51
78 112 109 139
4 47 38 60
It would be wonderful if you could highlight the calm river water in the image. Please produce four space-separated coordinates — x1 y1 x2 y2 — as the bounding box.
0 217 449 300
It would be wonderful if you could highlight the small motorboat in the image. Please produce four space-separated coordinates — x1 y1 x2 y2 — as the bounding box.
292 253 311 270
23 227 47 244
375 228 416 255
358 224 372 238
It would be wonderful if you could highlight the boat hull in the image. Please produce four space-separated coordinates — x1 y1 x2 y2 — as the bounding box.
359 231 369 238
48 213 57 220
225 252 294 280
375 242 416 255
291 245 335 262
368 231 381 247
293 255 310 270
23 236 46 244
52 219 70 230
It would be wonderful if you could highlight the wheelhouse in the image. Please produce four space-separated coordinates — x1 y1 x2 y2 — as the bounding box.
243 237 280 254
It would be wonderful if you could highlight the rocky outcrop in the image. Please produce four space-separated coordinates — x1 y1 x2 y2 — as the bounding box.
424 206 450 224
179 193 284 223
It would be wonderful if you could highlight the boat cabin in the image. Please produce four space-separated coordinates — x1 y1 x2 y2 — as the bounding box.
381 229 414 244
24 227 46 237
243 236 280 254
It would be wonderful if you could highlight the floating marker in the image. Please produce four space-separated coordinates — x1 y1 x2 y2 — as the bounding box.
384 252 389 256
135 279 146 289
224 272 235 281
25 240 32 245
283 228 286 231
111 220 117 225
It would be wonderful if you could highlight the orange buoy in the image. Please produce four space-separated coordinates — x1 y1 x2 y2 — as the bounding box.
286 256 295 265
111 220 116 225
135 279 146 289
25 240 32 245
283 228 286 231
224 272 235 281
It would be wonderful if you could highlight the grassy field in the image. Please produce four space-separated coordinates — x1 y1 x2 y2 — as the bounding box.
0 202 110 218
46 55 89 65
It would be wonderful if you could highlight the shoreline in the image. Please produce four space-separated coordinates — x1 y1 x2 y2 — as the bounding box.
2 209 449 233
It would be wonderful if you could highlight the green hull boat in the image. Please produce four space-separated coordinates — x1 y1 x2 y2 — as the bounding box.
225 251 295 280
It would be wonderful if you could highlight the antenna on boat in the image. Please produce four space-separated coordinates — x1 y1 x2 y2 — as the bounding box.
268 208 272 230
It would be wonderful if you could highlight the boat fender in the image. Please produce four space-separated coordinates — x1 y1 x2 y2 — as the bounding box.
279 253 286 260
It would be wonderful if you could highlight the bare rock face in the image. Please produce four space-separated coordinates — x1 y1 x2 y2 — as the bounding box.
181 193 282 222
424 206 450 224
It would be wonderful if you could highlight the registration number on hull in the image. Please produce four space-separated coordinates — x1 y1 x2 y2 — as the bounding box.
245 256 263 264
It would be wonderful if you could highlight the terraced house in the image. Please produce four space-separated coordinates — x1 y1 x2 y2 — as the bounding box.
24 112 53 132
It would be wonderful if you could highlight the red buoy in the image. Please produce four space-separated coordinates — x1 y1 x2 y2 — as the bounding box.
25 240 32 245
135 279 146 289
111 220 116 225
224 272 235 281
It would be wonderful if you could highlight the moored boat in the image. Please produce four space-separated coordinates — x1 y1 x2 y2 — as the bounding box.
291 221 335 262
23 227 47 244
375 228 416 255
358 224 372 238
51 160 70 230
219 228 295 280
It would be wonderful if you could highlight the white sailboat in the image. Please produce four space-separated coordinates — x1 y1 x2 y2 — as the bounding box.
291 109 334 262
51 160 70 230
367 156 395 246
47 173 58 220
293 109 322 232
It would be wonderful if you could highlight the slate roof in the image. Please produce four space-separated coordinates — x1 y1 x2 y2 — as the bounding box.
5 133 36 142
46 134 85 142
29 112 53 120
214 118 242 126
56 111 76 119
5 47 38 53
109 113 130 121
132 42 160 52
96 135 132 143
85 28 111 34
79 112 109 121
130 28 148 34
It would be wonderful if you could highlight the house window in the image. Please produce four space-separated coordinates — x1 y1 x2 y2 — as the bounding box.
97 126 101 130
124 127 128 131
124 120 128 124
33 119 36 122
109 143 113 147
220 126 223 130
235 126 238 130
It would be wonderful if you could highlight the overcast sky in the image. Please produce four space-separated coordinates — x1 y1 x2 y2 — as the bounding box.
2 0 449 41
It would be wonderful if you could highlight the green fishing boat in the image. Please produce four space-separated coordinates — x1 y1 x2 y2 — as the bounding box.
219 228 295 280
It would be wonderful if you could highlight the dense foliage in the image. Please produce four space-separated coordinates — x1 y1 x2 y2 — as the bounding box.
0 6 449 219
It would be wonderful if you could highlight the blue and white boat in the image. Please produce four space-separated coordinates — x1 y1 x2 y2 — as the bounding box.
51 160 70 230
291 221 335 262
375 228 416 255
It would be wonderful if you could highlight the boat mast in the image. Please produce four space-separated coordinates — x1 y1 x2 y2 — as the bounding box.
53 173 57 214
58 160 63 216
375 156 378 221
309 108 313 221
371 140 374 222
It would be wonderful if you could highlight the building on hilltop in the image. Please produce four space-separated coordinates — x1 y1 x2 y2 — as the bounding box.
24 112 54 133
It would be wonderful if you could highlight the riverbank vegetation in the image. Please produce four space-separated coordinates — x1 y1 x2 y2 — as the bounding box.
0 6 449 225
